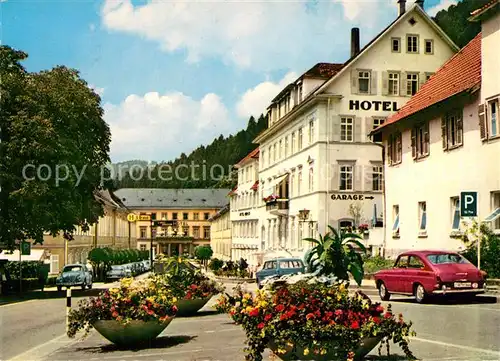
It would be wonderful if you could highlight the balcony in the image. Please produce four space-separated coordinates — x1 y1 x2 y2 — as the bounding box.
266 198 289 216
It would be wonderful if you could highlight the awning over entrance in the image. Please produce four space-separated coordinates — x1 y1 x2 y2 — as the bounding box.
484 208 500 222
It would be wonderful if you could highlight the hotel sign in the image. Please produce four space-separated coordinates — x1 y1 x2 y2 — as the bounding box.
349 100 399 112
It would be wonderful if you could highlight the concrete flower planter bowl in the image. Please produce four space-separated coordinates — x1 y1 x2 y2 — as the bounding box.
92 318 173 347
175 297 212 317
268 336 382 360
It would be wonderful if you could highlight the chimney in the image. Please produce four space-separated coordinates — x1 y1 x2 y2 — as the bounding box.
351 28 360 58
415 0 424 9
398 0 406 16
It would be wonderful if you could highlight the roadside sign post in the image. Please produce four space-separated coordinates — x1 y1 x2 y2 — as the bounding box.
460 191 479 269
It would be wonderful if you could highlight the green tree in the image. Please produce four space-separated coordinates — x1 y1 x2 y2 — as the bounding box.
433 0 490 48
461 221 500 278
304 226 367 286
0 46 111 250
194 245 213 269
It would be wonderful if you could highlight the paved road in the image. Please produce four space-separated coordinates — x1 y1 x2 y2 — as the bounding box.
2 281 500 361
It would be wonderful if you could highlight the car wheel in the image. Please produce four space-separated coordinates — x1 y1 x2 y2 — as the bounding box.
88 282 93 290
414 283 427 304
81 283 86 291
378 282 390 301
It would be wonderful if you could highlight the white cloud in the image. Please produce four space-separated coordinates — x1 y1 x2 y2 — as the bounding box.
89 84 105 96
236 72 298 119
427 0 458 17
100 0 396 71
103 91 232 162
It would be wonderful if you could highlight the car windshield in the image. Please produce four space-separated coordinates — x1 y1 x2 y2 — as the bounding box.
426 253 469 265
62 266 82 272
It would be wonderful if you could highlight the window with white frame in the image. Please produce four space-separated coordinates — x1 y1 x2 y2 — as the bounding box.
485 192 500 231
50 254 59 274
279 139 283 160
372 166 383 191
268 146 271 165
273 143 277 162
140 244 147 251
261 150 266 168
298 128 303 150
291 132 296 153
339 165 353 191
412 122 430 159
358 71 370 94
290 172 295 198
391 37 400 52
442 111 463 150
388 72 399 96
407 73 419 95
392 205 400 237
284 136 288 158
407 34 419 53
297 168 302 195
298 83 303 102
340 117 354 142
309 167 314 193
373 118 385 130
418 202 427 234
309 119 314 144
424 39 433 55
426 73 434 81
451 197 461 231
387 132 402 165
489 99 499 137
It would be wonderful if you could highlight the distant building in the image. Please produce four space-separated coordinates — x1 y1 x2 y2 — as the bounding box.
33 189 136 274
209 204 232 261
115 188 230 257
229 148 263 265
372 0 500 256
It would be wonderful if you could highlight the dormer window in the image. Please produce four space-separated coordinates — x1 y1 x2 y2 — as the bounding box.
298 83 303 103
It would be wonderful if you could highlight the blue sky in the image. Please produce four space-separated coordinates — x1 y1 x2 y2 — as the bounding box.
2 0 454 162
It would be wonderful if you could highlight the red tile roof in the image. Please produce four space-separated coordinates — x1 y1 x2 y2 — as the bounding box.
303 63 344 78
236 148 259 166
470 0 499 19
374 32 482 133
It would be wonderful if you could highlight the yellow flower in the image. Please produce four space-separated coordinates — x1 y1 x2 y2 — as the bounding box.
243 293 251 299
339 283 345 292
277 348 286 354
259 301 268 308
109 288 119 294
337 294 342 301
172 297 177 303
320 349 327 355
245 306 253 313
304 348 310 355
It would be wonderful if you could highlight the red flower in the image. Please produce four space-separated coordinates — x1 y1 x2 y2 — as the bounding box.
190 284 198 290
112 311 119 318
257 322 265 329
376 305 384 313
384 312 392 319
306 313 315 320
275 304 285 312
334 309 343 316
373 317 381 324
172 305 178 312
351 321 360 329
264 314 272 321
249 308 259 317
280 313 288 321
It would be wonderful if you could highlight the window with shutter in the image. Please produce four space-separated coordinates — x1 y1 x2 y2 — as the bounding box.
400 72 407 96
396 133 402 163
444 111 463 149
387 136 393 165
488 99 499 137
351 69 359 95
478 104 487 140
358 70 370 94
370 71 377 95
441 117 448 150
411 128 417 159
382 71 389 96
413 122 430 159
388 72 400 96
354 117 362 142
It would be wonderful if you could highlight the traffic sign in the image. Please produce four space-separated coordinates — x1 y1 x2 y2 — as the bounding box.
460 191 477 217
21 241 31 256
127 213 137 222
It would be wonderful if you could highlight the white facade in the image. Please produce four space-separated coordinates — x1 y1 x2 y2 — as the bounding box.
381 6 500 258
253 3 458 259
230 150 263 265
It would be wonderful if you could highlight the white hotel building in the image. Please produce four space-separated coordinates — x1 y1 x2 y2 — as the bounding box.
244 0 460 260
373 0 500 257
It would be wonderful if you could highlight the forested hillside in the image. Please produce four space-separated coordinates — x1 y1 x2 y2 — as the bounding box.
112 0 485 191
433 0 488 47
113 115 267 190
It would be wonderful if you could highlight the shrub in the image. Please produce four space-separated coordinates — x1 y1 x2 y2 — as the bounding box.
461 221 500 278
208 258 224 271
363 256 394 275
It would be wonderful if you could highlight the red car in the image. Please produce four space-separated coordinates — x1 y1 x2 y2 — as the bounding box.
374 250 486 303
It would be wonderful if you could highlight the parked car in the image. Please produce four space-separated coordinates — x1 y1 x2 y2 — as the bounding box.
56 264 93 291
374 250 486 303
141 260 151 271
106 265 132 282
256 258 305 289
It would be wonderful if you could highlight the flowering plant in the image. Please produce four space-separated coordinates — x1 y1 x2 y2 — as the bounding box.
358 224 370 232
158 256 224 300
263 194 278 203
67 275 178 338
217 276 416 361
